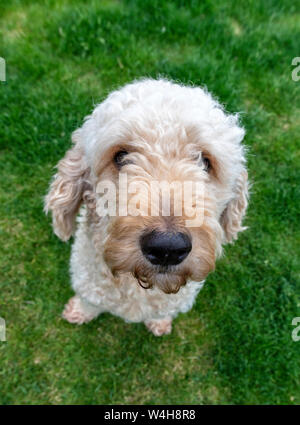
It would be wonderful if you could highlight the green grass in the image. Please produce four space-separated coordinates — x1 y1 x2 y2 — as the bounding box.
0 0 299 405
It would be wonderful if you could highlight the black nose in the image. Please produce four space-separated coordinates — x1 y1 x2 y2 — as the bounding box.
140 231 192 267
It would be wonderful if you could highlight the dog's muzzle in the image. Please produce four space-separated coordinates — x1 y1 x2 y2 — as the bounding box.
140 231 192 267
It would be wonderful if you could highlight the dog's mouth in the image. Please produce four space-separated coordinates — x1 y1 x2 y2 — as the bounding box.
133 267 189 294
153 265 173 274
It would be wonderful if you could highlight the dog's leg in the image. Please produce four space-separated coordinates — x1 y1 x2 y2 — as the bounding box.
145 317 172 336
62 295 103 325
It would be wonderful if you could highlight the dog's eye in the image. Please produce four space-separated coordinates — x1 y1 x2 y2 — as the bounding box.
113 150 129 168
202 156 211 172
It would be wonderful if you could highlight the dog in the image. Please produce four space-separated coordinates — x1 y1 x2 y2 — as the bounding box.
45 78 248 336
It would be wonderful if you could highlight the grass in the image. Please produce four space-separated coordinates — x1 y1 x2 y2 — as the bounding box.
0 0 299 405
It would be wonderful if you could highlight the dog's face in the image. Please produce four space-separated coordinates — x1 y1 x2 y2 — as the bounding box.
45 79 248 294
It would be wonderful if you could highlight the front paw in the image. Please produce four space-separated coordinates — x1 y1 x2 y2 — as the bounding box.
145 318 172 336
62 296 94 325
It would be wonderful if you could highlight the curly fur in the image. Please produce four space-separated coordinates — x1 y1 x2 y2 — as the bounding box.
45 78 249 336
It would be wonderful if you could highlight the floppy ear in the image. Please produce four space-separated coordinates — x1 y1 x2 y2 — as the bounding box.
220 170 249 243
44 134 90 241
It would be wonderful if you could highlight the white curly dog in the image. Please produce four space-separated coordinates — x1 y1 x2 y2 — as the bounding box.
45 78 248 336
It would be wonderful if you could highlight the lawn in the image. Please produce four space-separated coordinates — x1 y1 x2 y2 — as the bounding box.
0 0 299 405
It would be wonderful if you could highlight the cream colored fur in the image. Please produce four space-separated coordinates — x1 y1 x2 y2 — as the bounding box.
45 78 248 336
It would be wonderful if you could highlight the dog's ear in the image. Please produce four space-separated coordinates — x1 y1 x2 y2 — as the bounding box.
220 170 249 243
44 132 90 241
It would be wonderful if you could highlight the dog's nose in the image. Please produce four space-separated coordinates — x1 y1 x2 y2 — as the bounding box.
140 231 192 266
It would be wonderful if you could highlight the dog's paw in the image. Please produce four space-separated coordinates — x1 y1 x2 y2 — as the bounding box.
62 296 95 325
145 318 172 336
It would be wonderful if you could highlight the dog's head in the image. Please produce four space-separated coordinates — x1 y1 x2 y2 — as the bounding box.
45 79 248 293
